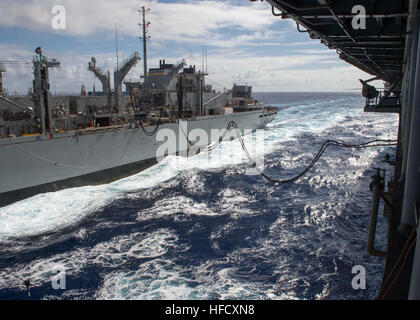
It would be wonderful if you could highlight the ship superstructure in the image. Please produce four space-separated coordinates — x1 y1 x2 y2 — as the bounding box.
0 43 278 207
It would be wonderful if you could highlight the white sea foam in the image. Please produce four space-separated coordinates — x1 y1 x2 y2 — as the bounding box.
95 257 296 300
0 228 181 290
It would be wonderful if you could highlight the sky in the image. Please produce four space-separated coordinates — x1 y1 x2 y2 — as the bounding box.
0 0 378 93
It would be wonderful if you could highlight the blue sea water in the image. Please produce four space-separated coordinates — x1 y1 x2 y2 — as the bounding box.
0 92 399 300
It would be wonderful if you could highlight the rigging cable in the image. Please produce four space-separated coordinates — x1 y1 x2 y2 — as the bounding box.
379 236 417 299
378 220 419 300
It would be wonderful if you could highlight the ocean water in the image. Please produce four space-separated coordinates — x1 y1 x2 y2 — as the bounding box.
0 92 399 300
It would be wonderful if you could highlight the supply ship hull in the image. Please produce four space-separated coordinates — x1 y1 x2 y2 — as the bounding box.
0 109 277 207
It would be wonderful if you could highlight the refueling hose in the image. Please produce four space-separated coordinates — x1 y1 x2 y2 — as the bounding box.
208 121 397 184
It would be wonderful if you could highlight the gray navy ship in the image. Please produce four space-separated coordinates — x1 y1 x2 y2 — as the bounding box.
0 46 278 208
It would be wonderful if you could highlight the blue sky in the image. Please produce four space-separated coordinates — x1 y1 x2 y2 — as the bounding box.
0 0 375 93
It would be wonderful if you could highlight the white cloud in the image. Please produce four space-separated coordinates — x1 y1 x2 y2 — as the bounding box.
186 51 378 92
0 0 276 44
0 1 381 93
0 42 377 93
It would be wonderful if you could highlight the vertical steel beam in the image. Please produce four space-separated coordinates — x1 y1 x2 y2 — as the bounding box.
367 180 387 258
399 17 420 236
408 16 420 297
402 13 420 180
33 60 46 134
44 66 54 132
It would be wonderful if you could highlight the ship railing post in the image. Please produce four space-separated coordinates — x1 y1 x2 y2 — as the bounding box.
367 169 387 258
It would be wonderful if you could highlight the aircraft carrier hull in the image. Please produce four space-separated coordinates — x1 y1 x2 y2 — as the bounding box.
0 110 277 207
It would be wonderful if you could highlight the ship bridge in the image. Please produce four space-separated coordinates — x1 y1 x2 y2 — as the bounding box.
253 0 420 300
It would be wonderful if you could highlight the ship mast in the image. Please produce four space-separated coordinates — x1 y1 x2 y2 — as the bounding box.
0 64 5 96
138 4 150 80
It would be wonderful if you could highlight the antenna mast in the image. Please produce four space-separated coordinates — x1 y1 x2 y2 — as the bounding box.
115 24 119 70
139 4 151 79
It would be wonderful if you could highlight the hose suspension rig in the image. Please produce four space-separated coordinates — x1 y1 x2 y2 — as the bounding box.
137 105 165 137
129 86 165 137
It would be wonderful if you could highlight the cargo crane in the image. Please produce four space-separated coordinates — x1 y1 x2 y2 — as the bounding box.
113 52 140 115
0 60 31 96
88 57 112 106
32 47 61 134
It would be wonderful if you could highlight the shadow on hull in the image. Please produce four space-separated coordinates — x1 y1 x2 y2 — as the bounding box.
0 158 158 208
